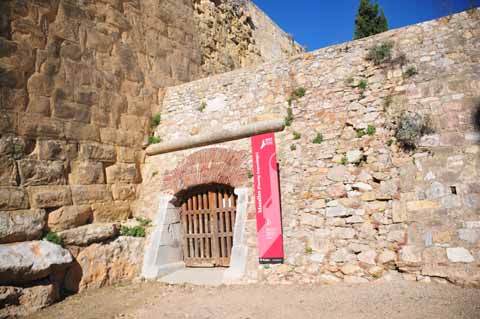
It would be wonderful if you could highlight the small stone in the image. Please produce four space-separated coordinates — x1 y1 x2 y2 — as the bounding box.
327 166 349 182
358 250 377 265
378 250 397 264
346 150 363 163
446 247 475 263
368 266 384 278
386 230 406 243
0 209 46 244
399 245 422 264
333 227 356 239
326 205 350 218
340 263 361 275
360 192 376 202
47 205 92 232
352 182 373 192
392 200 407 223
345 216 363 224
310 253 325 263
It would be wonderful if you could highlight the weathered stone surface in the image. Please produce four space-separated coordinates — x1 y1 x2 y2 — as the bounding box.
0 209 46 244
71 185 112 205
421 264 480 288
358 250 377 265
92 201 131 222
0 284 58 318
105 164 140 184
346 150 363 163
327 166 349 182
446 248 475 263
28 185 72 208
0 157 18 186
79 143 116 162
47 205 92 232
17 160 66 186
59 223 118 246
326 205 350 218
399 246 422 265
111 184 136 201
406 200 441 211
36 139 78 161
0 241 72 285
69 161 105 185
0 187 29 211
64 237 144 292
378 250 397 264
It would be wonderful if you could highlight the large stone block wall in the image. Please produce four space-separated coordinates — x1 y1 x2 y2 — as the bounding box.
0 0 301 315
139 10 480 286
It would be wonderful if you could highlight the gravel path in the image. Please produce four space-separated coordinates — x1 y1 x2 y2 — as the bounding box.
28 281 480 319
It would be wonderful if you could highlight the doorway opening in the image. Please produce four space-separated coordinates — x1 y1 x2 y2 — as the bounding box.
178 184 237 268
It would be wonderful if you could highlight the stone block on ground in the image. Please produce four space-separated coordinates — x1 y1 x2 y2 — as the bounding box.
64 237 144 292
0 209 46 244
0 283 58 318
0 241 72 285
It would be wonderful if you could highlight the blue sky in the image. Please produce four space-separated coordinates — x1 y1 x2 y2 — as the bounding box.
254 0 477 51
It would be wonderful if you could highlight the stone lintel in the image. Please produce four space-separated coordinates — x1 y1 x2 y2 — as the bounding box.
146 119 285 156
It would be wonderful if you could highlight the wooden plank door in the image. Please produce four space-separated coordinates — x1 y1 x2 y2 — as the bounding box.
181 186 237 267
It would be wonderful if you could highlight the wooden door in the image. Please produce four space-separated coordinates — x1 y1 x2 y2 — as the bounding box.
180 186 237 267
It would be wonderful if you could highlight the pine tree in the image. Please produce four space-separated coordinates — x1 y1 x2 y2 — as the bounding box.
354 0 389 40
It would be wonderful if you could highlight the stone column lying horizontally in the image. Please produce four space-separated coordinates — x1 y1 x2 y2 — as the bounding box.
146 119 285 156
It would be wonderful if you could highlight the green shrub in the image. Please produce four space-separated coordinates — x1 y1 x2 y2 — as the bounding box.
292 131 301 140
312 133 323 144
44 232 63 246
357 79 368 91
290 144 297 151
150 114 161 127
135 217 152 227
367 125 376 136
247 170 253 179
120 226 146 238
293 87 306 98
395 112 434 150
341 156 348 166
367 42 394 65
198 101 207 112
148 136 161 145
404 66 418 78
305 246 313 255
386 139 394 147
356 129 366 138
284 107 294 126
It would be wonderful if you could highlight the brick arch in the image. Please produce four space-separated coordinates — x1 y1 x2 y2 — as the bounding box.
163 147 249 195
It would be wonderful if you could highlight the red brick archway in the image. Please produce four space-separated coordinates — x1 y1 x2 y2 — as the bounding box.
163 147 249 195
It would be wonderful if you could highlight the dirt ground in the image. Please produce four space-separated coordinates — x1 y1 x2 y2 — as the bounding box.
27 281 480 319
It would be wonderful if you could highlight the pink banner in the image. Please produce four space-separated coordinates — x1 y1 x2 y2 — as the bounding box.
251 133 284 264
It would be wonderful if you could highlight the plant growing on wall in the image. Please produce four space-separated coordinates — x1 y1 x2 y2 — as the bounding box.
120 225 146 238
198 101 207 112
395 111 435 150
148 136 161 145
290 144 297 151
292 131 301 140
367 125 376 136
404 66 418 78
366 42 394 65
44 232 63 246
284 107 294 126
312 133 324 144
150 114 161 127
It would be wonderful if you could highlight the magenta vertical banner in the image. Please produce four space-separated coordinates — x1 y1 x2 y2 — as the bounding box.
251 133 284 264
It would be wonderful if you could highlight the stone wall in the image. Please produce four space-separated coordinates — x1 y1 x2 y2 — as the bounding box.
138 10 480 286
0 0 301 315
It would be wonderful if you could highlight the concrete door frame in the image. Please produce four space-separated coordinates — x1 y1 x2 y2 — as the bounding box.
142 187 249 284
